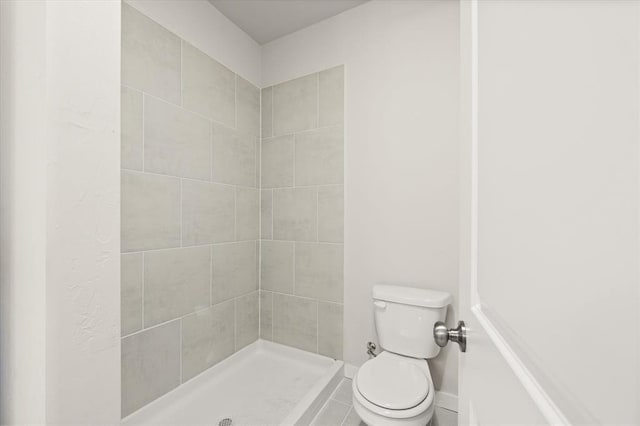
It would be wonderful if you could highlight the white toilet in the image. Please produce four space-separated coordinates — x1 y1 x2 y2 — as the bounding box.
352 285 451 426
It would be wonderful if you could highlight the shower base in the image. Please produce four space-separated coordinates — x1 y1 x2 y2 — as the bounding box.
122 340 344 426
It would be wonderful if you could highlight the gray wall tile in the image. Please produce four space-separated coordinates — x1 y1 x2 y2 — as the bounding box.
260 241 294 294
121 321 181 417
121 10 263 414
272 187 317 241
236 291 259 350
182 42 235 126
261 135 294 188
236 187 259 241
212 242 258 304
212 123 256 187
121 171 181 252
181 301 235 381
261 87 273 138
260 69 344 359
318 186 344 243
318 302 343 359
273 74 318 136
295 126 344 186
273 294 318 353
122 3 181 104
236 76 260 136
295 243 344 303
261 189 273 239
121 86 143 171
144 96 212 180
121 253 143 336
259 291 273 341
319 66 344 127
144 246 211 327
182 180 235 245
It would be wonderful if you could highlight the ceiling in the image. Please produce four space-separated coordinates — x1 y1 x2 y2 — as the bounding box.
209 0 368 45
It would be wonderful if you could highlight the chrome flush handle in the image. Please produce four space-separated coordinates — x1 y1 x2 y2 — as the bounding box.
433 320 467 352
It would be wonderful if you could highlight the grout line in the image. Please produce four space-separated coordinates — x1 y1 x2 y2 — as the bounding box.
209 245 213 306
141 93 146 171
180 40 183 107
133 240 260 253
122 316 182 340
266 289 344 306
233 299 238 352
122 83 242 131
257 182 344 190
121 240 342 256
316 72 320 128
270 289 274 340
258 86 264 339
338 404 351 426
121 167 260 190
262 123 342 140
179 319 183 383
340 406 354 426
210 120 214 182
121 290 255 341
141 252 145 329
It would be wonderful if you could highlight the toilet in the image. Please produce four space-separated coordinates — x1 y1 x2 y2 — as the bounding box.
352 285 451 426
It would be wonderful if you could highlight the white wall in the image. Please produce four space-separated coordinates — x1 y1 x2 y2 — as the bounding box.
125 0 261 86
44 1 121 423
262 0 461 399
0 1 47 423
1 1 121 423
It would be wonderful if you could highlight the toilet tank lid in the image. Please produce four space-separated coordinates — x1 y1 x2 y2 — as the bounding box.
373 285 452 308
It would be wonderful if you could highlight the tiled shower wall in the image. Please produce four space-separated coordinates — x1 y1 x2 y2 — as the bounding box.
120 4 260 417
259 68 345 360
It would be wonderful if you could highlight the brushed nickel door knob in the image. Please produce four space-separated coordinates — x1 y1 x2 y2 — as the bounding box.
434 320 467 352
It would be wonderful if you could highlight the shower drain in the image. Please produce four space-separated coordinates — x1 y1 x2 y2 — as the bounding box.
218 418 233 426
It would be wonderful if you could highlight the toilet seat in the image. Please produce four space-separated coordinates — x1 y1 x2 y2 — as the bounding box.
356 352 429 410
352 351 435 422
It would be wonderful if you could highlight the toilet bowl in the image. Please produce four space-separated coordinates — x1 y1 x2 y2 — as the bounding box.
352 285 450 426
352 352 435 426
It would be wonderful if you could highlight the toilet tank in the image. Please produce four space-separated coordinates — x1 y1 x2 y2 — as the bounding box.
373 285 451 359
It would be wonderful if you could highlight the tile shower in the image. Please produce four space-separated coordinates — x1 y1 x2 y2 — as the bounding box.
259 68 345 358
120 3 344 419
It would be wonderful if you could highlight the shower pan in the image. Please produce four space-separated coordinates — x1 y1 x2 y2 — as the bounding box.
122 341 343 426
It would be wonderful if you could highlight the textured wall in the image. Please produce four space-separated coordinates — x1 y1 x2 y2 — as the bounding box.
120 3 260 417
259 67 345 360
1 1 122 423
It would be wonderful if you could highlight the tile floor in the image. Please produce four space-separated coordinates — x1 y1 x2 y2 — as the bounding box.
311 379 458 426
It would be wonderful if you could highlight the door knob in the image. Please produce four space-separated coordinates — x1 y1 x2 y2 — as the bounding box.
433 320 467 352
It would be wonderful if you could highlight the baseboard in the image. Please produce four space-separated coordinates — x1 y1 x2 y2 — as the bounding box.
343 362 358 379
435 391 458 412
343 362 458 413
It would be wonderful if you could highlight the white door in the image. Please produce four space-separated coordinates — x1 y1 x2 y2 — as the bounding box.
457 1 639 425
